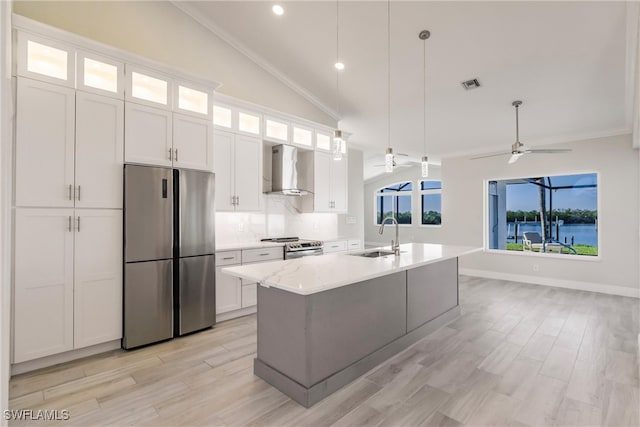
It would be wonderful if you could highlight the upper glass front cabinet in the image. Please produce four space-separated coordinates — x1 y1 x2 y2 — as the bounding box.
178 85 209 116
27 40 68 81
293 126 313 147
316 132 332 151
265 118 289 142
238 111 260 135
130 71 168 105
82 57 119 94
213 105 232 128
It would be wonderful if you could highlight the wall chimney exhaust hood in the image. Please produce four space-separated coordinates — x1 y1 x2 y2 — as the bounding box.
268 144 312 196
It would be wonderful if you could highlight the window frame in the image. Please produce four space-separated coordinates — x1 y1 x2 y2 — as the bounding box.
373 181 414 226
419 180 443 227
483 171 601 261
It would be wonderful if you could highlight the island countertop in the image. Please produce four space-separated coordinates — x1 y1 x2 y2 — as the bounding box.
222 243 481 295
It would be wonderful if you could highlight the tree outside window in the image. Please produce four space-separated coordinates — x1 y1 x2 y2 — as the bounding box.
420 180 442 225
375 182 412 224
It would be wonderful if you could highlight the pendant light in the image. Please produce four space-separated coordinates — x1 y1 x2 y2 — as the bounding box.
332 0 345 161
384 0 394 173
419 29 430 177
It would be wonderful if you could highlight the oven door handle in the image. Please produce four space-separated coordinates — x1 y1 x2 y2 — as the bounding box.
286 249 324 259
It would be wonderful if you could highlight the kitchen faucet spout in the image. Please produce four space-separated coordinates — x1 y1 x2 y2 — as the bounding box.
378 216 400 255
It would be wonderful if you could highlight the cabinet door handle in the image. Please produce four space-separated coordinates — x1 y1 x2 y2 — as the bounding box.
68 216 72 232
236 196 239 206
259 253 269 256
222 257 235 260
168 148 173 161
77 185 81 201
174 148 178 162
231 196 236 206
68 184 73 201
77 216 80 232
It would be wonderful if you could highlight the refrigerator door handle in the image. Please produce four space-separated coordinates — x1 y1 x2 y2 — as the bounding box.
174 148 178 162
68 216 72 232
76 216 80 232
168 148 173 161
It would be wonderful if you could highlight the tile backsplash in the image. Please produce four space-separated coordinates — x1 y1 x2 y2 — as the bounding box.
216 195 338 244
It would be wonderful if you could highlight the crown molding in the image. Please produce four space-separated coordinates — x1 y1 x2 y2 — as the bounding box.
171 1 340 122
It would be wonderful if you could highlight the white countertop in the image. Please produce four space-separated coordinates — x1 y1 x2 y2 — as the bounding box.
222 243 481 295
216 242 285 252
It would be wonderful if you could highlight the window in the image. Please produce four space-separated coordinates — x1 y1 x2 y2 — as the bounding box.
487 173 598 256
83 57 119 93
238 112 260 134
374 181 412 225
316 132 331 151
420 180 442 225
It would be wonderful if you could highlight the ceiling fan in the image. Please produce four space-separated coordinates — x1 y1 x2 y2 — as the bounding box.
471 100 571 164
373 152 416 168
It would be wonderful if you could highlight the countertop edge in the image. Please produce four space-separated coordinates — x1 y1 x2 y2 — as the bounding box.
223 244 481 296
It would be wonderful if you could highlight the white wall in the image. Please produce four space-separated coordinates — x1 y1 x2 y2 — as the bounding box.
442 134 638 296
337 149 365 242
12 1 336 127
364 164 443 246
217 148 364 245
1 0 11 421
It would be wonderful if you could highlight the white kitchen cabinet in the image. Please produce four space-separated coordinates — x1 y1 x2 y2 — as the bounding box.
323 240 348 253
124 102 173 167
214 130 262 212
241 283 257 308
15 78 75 208
16 78 123 209
13 208 123 362
14 209 75 363
73 210 122 349
75 92 124 208
173 113 214 171
77 51 124 98
215 265 242 314
312 151 348 213
348 239 362 250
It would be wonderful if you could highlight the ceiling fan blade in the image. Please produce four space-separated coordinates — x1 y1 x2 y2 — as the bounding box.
525 148 572 154
470 152 510 160
508 153 524 164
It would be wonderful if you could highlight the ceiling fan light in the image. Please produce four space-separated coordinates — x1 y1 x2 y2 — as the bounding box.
508 153 523 164
421 156 429 177
385 147 394 173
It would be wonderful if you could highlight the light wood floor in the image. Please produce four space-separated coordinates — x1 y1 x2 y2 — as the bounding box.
9 276 640 426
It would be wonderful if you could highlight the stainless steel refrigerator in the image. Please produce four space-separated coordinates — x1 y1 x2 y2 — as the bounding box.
123 165 216 349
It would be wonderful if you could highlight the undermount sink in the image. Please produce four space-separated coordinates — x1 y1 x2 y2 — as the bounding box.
351 250 396 258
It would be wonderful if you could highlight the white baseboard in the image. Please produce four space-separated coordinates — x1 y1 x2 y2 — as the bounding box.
216 306 256 323
460 268 640 298
11 340 121 376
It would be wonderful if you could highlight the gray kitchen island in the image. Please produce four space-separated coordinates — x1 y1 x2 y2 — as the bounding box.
223 243 480 407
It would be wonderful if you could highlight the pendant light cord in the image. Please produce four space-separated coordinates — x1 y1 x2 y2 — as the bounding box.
336 0 340 118
387 0 391 150
423 33 426 157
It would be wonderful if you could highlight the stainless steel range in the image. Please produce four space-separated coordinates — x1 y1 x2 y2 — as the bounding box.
260 237 324 259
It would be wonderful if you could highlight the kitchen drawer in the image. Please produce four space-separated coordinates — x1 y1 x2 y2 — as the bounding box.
216 250 241 266
323 240 348 253
347 239 362 250
242 247 283 263
241 283 257 308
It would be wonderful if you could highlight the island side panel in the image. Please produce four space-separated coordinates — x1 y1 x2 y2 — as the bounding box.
306 271 407 387
406 257 458 332
256 285 308 386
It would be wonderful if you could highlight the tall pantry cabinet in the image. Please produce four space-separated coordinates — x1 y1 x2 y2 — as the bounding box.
13 32 124 363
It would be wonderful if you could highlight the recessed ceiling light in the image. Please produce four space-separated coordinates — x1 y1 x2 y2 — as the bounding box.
272 5 284 16
334 62 345 71
461 78 481 90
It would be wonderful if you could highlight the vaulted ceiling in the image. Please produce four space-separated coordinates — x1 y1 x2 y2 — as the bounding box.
176 1 632 179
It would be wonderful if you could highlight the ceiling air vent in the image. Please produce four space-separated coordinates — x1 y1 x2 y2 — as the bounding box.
461 78 481 90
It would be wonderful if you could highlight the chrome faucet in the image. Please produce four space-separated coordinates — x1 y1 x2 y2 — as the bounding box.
379 216 400 255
